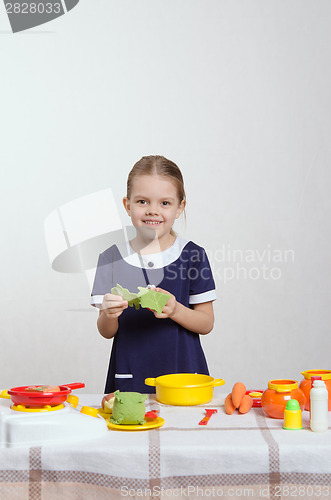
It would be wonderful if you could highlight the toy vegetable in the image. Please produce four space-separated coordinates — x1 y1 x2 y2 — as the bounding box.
224 382 253 415
110 390 147 425
224 393 236 415
102 392 115 413
232 382 246 408
111 283 170 314
238 395 253 414
25 385 60 392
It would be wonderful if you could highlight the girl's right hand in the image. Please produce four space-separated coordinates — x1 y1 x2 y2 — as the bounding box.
100 293 128 319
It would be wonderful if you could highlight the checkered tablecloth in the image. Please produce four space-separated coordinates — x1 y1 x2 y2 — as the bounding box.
1 394 331 500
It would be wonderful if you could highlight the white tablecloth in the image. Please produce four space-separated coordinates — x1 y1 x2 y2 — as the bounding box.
1 394 331 500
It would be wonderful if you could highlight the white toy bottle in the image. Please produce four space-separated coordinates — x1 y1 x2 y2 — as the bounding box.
310 380 328 432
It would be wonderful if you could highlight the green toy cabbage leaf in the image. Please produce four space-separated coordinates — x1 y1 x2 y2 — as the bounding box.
110 284 170 314
111 284 140 310
137 287 170 314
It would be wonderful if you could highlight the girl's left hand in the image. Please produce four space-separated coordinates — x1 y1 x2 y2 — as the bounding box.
150 287 177 319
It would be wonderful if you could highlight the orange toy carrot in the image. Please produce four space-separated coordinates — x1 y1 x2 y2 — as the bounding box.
238 394 253 414
224 393 236 415
231 382 246 408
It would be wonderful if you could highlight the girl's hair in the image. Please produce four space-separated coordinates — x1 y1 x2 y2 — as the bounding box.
127 155 186 203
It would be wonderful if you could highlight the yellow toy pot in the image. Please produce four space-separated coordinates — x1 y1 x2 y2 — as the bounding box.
145 373 225 406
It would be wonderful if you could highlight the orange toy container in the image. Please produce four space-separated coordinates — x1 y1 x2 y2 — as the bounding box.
300 370 331 411
261 379 306 419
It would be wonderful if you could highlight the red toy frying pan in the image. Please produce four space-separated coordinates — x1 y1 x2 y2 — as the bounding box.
7 383 85 407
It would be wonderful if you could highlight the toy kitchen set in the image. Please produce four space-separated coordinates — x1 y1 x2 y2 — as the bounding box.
1 369 331 448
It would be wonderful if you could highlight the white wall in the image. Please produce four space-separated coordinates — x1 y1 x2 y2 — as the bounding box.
0 0 330 395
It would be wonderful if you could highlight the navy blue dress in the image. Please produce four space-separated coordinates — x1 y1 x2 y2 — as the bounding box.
91 237 216 393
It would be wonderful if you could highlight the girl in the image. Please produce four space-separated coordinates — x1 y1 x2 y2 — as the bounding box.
91 155 216 393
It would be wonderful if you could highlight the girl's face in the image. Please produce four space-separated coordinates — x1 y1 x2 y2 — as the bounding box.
123 175 185 243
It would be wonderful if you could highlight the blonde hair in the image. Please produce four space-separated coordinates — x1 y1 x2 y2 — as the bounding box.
127 155 185 201
127 155 186 236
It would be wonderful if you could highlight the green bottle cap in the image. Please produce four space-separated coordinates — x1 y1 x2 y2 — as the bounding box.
286 399 300 411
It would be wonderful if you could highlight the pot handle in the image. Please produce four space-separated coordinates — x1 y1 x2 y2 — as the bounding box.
0 389 10 399
212 379 225 387
145 378 156 387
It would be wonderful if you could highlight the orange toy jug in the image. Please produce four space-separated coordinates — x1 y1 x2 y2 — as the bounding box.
261 379 306 419
300 370 331 411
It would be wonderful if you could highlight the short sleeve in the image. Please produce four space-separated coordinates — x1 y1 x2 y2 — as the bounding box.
188 246 217 305
90 252 113 307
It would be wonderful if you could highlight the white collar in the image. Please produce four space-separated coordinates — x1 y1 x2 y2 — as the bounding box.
117 236 189 269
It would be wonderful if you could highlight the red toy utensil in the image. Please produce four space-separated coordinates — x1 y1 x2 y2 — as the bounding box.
199 408 218 425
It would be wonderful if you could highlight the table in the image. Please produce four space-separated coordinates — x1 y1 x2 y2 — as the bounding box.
1 394 331 500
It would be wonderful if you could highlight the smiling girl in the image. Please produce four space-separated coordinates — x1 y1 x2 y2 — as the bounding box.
91 155 217 393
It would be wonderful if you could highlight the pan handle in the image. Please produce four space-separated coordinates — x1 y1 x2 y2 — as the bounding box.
0 390 10 399
61 383 85 390
212 379 225 387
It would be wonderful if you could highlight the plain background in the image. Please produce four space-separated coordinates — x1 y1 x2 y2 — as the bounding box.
0 0 330 395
